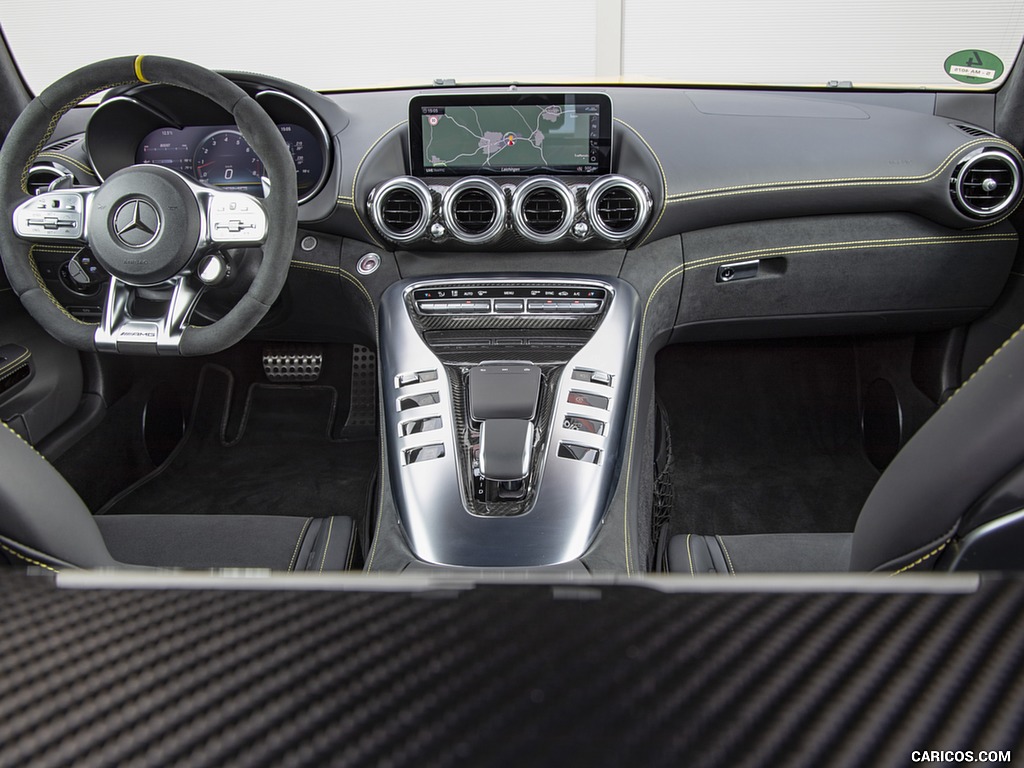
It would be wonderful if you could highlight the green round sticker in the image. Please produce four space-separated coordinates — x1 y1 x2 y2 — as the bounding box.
944 50 1004 85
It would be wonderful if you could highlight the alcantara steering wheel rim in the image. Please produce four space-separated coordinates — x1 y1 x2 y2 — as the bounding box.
0 55 298 356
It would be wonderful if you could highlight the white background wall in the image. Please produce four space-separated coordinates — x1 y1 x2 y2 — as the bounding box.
4 0 1024 93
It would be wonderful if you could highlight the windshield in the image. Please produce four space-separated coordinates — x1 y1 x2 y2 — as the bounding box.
4 0 1024 93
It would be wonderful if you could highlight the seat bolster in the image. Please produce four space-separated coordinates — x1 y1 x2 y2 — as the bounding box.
667 534 731 574
0 422 117 567
96 514 355 571
668 533 852 574
293 516 355 572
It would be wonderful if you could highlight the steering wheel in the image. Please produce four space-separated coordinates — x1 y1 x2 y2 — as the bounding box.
0 55 297 356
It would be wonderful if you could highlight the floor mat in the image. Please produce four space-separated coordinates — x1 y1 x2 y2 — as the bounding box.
99 366 377 520
657 339 880 536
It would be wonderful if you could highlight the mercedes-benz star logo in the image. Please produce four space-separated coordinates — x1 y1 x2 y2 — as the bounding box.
112 199 160 248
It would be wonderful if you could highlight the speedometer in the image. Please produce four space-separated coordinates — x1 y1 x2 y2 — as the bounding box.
139 122 326 200
193 130 264 192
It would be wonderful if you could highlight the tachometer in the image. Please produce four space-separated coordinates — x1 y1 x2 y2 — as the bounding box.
193 130 264 192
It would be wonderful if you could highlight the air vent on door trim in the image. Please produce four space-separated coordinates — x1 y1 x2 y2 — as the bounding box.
950 149 1022 218
585 175 651 241
442 177 506 244
369 176 432 243
511 177 575 243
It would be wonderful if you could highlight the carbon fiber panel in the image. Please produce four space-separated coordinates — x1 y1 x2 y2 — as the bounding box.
2 573 1023 767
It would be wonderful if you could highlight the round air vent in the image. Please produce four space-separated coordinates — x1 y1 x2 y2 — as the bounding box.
511 177 575 243
950 149 1021 218
369 177 432 243
442 177 506 244
585 175 651 241
25 165 74 196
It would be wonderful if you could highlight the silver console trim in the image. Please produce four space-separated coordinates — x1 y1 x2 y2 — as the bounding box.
379 275 641 567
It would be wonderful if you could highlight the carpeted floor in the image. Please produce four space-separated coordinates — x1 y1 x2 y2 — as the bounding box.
99 365 376 520
657 339 880 537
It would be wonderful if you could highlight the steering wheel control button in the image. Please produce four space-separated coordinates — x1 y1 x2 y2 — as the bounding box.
14 192 85 240
356 252 381 275
196 254 229 286
208 193 268 244
112 199 160 247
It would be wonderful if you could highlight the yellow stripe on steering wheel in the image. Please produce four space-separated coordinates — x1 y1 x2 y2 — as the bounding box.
134 55 150 84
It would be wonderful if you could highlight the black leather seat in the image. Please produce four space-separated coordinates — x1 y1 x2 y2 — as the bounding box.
668 324 1024 575
0 422 355 572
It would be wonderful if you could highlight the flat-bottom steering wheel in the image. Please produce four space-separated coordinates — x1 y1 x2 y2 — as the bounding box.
0 55 297 356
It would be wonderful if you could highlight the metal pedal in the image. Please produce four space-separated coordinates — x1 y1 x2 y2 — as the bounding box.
343 344 377 434
263 345 323 383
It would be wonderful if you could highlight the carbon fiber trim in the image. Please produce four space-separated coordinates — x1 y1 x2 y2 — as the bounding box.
1 573 1022 767
447 363 561 517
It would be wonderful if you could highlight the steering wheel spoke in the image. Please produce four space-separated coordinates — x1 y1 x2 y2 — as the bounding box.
94 275 204 354
13 188 96 244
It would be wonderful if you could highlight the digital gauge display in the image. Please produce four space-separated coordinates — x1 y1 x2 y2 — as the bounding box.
136 123 325 198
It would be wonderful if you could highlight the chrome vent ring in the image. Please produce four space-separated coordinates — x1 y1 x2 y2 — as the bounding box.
442 177 506 244
369 177 432 243
950 149 1022 218
586 175 651 241
512 177 575 243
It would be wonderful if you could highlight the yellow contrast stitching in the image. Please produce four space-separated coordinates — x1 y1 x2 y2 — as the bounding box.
318 517 335 573
0 542 59 573
22 79 137 193
0 350 30 379
613 118 668 248
288 517 312 572
686 533 694 577
35 152 95 177
716 535 736 575
951 321 1024 399
891 540 950 575
2 419 46 461
665 138 1022 202
289 260 375 309
682 234 1017 271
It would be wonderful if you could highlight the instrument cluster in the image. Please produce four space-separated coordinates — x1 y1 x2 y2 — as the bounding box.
86 86 332 204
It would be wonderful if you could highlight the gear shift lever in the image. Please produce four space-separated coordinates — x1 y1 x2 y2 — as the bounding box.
468 363 541 483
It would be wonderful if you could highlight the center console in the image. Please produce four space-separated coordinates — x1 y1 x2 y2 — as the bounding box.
379 275 640 567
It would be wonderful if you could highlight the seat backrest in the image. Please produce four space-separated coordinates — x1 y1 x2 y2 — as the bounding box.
0 421 117 568
851 325 1024 573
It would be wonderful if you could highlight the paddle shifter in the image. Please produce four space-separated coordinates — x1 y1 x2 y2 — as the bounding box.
468 363 542 500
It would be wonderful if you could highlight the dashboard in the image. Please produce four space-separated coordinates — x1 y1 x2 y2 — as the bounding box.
27 76 1023 341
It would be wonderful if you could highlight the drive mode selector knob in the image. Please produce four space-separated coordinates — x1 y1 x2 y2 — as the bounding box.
86 165 202 287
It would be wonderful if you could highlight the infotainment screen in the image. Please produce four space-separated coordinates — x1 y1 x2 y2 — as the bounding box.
409 93 612 177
